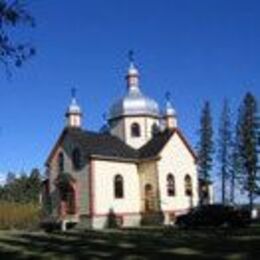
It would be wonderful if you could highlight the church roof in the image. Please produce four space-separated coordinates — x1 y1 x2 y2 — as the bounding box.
139 128 197 160
66 128 139 161
139 129 174 158
46 127 196 165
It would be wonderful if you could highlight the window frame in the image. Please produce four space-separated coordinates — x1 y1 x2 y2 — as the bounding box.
167 173 176 197
131 122 141 138
58 152 64 173
184 174 193 197
114 174 124 199
72 148 82 170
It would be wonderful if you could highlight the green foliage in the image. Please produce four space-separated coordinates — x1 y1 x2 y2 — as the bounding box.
197 101 214 182
0 0 35 72
217 99 232 204
0 168 41 203
229 115 243 204
237 92 258 209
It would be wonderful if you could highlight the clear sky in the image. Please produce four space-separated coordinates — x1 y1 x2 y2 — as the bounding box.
0 0 259 188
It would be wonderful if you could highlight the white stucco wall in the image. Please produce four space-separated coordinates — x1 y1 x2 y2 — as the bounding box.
92 160 141 215
157 132 199 214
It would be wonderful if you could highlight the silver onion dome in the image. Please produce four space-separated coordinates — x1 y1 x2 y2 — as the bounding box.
108 62 160 120
67 97 81 115
109 88 160 119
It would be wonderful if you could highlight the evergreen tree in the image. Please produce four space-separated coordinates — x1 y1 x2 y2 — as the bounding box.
28 168 41 202
238 92 258 211
217 99 232 204
197 101 214 181
229 125 240 204
0 168 41 203
6 171 16 185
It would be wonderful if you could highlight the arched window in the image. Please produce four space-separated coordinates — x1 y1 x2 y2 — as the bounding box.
184 175 192 196
114 175 124 198
58 152 64 173
72 148 81 170
167 174 175 196
131 123 141 137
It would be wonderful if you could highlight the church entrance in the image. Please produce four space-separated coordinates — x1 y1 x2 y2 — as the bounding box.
144 184 155 212
59 184 76 215
55 173 77 217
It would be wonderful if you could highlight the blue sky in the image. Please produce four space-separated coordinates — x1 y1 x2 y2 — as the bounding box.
0 0 259 190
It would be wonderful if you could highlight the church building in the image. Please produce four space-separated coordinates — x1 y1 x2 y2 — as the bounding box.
42 58 204 229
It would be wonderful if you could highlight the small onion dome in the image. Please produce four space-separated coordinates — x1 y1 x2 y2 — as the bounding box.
165 100 176 117
127 62 139 77
66 98 81 115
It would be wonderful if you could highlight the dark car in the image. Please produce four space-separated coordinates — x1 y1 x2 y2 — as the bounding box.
175 204 251 228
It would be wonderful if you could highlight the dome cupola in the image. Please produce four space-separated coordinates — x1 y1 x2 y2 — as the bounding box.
108 53 160 120
164 92 177 129
66 88 82 128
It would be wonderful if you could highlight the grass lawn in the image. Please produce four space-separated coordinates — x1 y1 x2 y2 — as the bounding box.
0 225 259 259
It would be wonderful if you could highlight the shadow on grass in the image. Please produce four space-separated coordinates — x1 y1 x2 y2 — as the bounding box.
0 226 259 259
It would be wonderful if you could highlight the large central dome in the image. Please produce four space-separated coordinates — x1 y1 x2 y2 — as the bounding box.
108 62 160 120
109 88 160 120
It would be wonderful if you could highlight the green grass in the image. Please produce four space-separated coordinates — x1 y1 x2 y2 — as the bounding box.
0 225 259 259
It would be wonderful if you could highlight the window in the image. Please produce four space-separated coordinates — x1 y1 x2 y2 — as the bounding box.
185 175 192 196
114 175 124 198
131 123 141 137
167 174 175 196
72 148 81 170
58 152 64 173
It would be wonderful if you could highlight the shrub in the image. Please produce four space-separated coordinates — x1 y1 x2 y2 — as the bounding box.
0 201 40 230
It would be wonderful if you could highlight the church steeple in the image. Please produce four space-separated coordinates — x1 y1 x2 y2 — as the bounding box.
126 50 140 91
66 88 82 128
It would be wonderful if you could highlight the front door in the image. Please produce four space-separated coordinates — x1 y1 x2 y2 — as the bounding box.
144 184 155 212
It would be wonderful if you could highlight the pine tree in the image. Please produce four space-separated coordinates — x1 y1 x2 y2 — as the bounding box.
28 168 41 202
198 101 214 181
6 171 16 185
217 99 232 204
229 111 243 204
238 92 258 212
